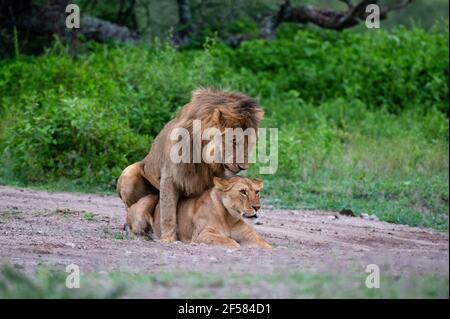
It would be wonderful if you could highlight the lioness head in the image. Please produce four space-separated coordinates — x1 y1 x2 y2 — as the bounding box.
213 176 263 219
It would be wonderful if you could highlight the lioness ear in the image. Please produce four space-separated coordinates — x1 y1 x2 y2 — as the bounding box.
252 178 264 190
213 177 228 190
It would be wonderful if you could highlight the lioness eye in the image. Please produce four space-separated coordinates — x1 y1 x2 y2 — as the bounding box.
240 189 247 196
256 191 260 196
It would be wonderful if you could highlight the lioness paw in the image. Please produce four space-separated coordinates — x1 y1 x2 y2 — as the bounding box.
225 241 240 248
258 241 272 249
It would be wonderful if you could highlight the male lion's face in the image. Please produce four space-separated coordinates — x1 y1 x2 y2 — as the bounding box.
213 176 263 219
207 107 260 175
221 134 254 175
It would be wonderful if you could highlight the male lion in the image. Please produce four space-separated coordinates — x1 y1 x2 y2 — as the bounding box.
117 88 264 243
126 176 271 248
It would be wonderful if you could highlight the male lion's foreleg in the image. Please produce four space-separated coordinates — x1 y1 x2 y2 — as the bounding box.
159 172 179 243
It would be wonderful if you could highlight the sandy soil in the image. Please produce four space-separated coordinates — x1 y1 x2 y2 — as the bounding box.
0 185 448 277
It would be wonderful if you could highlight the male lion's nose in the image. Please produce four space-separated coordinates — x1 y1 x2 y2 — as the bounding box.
252 204 261 212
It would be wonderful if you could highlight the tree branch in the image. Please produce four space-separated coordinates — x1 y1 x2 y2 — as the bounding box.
264 0 415 37
0 0 140 44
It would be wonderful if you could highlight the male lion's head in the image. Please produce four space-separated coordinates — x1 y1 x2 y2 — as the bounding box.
213 176 263 219
175 88 264 175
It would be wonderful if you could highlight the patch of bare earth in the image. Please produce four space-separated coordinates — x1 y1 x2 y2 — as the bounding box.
0 185 448 277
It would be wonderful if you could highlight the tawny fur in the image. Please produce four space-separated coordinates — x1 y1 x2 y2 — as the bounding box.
125 193 158 240
117 88 264 242
116 161 157 208
142 87 264 196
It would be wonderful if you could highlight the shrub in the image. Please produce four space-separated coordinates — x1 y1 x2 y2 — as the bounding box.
2 98 148 185
225 25 449 114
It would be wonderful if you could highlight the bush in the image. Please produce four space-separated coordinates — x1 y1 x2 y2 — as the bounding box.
224 25 449 114
2 98 148 185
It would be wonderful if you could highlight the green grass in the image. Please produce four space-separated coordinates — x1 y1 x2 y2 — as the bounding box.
113 232 128 240
260 168 449 231
0 265 447 299
83 212 96 221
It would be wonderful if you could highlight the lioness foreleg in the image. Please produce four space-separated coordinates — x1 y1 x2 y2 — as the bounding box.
195 229 240 248
232 223 272 248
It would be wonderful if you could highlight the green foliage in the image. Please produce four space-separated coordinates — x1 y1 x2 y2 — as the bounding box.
227 26 449 114
0 26 448 229
83 212 96 221
1 97 148 185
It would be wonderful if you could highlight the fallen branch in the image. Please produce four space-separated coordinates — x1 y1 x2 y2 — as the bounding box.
0 0 139 45
263 0 414 37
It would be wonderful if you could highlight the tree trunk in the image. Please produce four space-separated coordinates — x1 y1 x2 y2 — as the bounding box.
174 0 194 46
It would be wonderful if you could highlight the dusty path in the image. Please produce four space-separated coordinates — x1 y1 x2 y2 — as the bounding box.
0 185 448 277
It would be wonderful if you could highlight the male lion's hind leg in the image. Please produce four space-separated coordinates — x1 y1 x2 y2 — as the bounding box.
126 194 159 240
117 161 158 208
124 223 140 240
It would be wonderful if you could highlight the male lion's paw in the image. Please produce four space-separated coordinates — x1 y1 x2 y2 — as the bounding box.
160 234 177 243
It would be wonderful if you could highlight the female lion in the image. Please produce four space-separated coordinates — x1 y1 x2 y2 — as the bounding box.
125 176 271 248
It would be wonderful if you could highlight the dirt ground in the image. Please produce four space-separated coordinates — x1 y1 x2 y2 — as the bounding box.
0 185 448 278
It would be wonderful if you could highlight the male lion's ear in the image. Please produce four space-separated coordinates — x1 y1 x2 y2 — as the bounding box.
252 178 264 190
212 109 222 127
213 177 229 191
